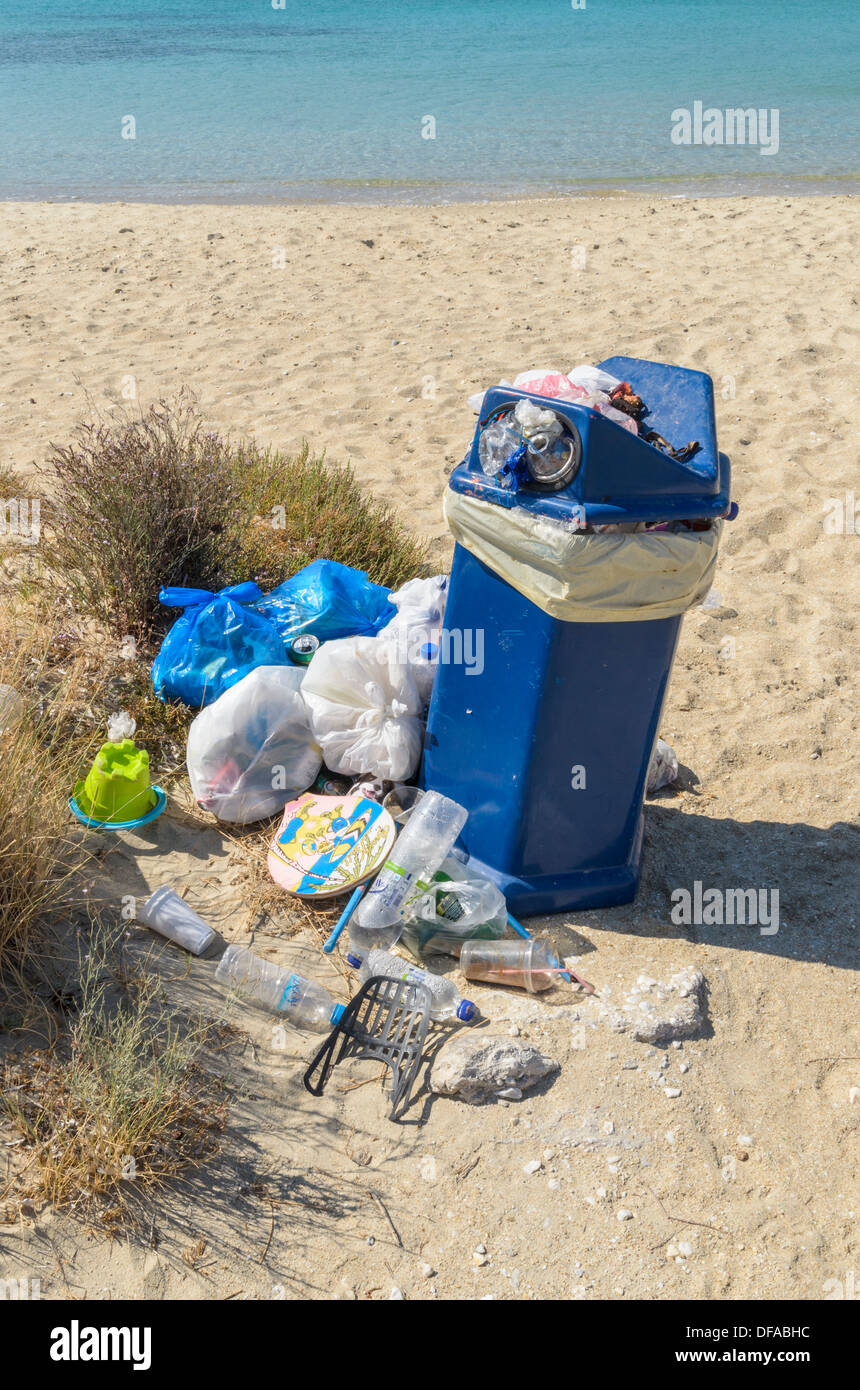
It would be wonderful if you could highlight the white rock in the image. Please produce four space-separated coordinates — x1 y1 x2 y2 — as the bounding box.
523 1160 542 1176
421 1263 436 1278
542 1148 555 1162
850 1088 860 1105
679 1062 690 1073
665 1087 682 1099
677 1240 693 1257
496 1087 522 1101
603 1120 615 1135
595 967 708 1044
389 1287 404 1300
737 1133 754 1147
617 1209 634 1221
547 1179 561 1191
431 1035 560 1106
474 1244 487 1255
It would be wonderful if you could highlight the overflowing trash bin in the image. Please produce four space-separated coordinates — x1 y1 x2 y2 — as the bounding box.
421 356 733 915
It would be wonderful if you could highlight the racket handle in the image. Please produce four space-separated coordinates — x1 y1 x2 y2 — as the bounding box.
323 886 365 954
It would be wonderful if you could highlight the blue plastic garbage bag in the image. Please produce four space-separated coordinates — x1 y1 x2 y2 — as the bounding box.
151 582 288 708
253 559 392 646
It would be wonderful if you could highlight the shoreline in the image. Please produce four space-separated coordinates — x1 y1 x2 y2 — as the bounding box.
1 177 857 209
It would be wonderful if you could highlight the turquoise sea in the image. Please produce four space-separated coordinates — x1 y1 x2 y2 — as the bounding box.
0 0 857 201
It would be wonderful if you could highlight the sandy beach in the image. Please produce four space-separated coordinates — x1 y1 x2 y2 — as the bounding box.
1 193 857 1301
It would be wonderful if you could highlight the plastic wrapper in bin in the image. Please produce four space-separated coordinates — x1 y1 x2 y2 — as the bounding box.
300 634 423 783
186 665 321 824
253 558 392 647
151 582 288 708
444 490 721 623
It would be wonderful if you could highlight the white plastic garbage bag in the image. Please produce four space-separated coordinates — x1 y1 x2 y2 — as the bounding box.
444 490 721 623
378 575 448 708
301 635 424 782
186 665 321 824
567 364 624 394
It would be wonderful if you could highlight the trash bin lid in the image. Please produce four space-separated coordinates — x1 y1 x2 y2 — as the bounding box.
449 356 731 526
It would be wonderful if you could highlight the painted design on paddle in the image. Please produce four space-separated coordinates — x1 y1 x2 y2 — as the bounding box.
269 793 393 895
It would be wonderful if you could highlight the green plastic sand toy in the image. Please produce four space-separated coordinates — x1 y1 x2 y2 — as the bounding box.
73 738 157 824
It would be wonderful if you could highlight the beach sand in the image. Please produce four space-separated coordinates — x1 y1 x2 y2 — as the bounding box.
0 195 857 1300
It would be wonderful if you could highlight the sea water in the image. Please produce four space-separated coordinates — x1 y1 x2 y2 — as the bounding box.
0 0 856 201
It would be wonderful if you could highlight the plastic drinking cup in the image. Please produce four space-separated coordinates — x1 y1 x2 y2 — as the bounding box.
459 937 562 993
136 886 217 955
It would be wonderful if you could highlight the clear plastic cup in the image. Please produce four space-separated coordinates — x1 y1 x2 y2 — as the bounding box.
459 938 562 994
382 784 426 826
136 885 217 955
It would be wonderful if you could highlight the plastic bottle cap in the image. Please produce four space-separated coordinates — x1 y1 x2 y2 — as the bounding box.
420 642 438 661
330 1003 346 1025
457 1000 476 1022
346 953 362 970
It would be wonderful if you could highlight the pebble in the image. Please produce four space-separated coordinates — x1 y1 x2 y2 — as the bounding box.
665 1087 682 1099
475 1244 487 1255
421 1263 436 1278
523 1159 542 1176
617 1209 634 1221
497 1087 522 1101
603 1120 615 1135
509 1025 520 1037
677 1240 693 1258
473 1252 488 1267
366 1235 375 1246
389 1287 404 1300
542 1148 555 1162
547 1179 561 1192
850 1088 860 1105
737 1133 754 1147
679 1062 690 1073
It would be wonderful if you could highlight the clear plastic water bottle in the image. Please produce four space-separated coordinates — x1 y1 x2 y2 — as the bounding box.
216 945 344 1031
351 948 476 1023
347 790 467 963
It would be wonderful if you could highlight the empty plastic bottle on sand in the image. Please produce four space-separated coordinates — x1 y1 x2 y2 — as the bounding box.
350 948 476 1023
347 790 467 963
216 945 344 1031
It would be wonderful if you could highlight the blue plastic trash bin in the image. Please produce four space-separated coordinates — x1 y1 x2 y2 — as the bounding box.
421 356 733 916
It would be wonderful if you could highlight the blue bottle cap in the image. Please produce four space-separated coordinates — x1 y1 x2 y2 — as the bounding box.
457 1000 476 1022
346 953 362 970
420 642 438 661
330 1003 346 1025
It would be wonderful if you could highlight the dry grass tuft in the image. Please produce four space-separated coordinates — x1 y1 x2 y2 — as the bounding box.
1 926 227 1226
0 607 94 975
